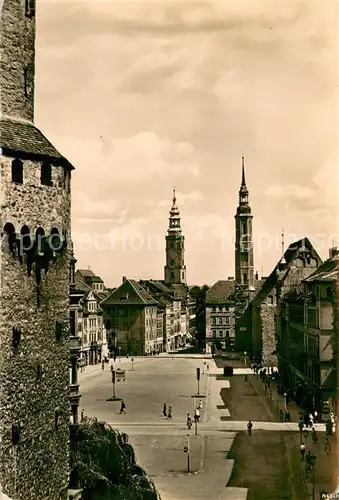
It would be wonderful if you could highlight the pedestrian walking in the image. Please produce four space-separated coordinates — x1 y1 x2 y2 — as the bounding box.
187 413 192 430
247 420 253 436
163 403 167 417
110 364 114 372
167 406 172 419
81 409 84 423
313 410 318 423
207 364 209 371
299 443 306 460
120 400 126 414
102 360 105 370
309 414 314 428
312 426 318 443
324 436 331 455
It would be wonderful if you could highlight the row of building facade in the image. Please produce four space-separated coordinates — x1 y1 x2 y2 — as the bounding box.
69 190 197 362
203 158 338 417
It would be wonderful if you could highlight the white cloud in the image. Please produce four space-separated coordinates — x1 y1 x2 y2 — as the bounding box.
265 184 315 200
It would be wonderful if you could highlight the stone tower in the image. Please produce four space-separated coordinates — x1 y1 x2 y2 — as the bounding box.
235 157 254 289
164 189 186 285
0 1 73 499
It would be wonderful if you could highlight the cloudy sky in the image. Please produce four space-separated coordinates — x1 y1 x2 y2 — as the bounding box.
35 0 338 287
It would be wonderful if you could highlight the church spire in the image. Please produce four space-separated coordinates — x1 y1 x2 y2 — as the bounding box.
241 156 246 186
164 189 186 284
168 187 181 234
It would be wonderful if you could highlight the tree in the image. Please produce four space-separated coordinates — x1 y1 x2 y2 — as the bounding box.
70 418 159 500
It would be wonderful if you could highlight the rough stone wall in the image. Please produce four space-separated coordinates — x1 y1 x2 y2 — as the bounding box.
260 304 278 366
0 0 35 122
0 153 71 500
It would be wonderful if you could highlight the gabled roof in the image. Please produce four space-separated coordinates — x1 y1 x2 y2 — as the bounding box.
206 280 235 304
76 269 104 283
0 117 73 169
102 279 158 306
75 277 104 307
248 237 322 308
304 255 338 283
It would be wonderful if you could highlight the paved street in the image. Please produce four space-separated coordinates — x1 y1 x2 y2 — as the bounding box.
79 356 333 500
80 356 247 500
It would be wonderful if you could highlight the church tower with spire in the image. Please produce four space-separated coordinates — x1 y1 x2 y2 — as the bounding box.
164 189 186 285
235 157 254 289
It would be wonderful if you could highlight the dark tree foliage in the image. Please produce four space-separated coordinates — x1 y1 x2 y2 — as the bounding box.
70 418 160 500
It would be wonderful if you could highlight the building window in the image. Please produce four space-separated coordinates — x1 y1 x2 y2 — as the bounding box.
170 259 174 265
242 222 246 234
243 273 248 283
41 163 52 186
212 318 216 325
12 158 23 184
212 307 216 312
226 330 230 337
218 318 222 325
212 330 216 338
219 307 223 312
327 287 333 298
182 271 185 279
225 317 230 325
171 272 174 279
218 330 223 337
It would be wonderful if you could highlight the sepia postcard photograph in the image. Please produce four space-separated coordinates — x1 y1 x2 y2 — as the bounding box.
0 0 338 499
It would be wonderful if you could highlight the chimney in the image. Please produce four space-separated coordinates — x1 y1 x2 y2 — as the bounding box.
329 247 339 259
255 271 259 281
122 276 127 283
228 277 234 280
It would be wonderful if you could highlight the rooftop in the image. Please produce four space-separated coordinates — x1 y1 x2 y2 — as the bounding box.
206 280 235 304
0 117 73 169
102 279 158 306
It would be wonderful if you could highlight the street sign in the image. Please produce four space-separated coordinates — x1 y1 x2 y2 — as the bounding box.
116 369 126 382
196 368 200 381
183 446 188 453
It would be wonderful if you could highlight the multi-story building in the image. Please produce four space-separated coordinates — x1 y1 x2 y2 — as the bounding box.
277 248 338 415
0 0 74 497
140 280 185 351
102 278 158 355
69 245 83 426
74 275 108 366
239 237 322 365
205 281 236 352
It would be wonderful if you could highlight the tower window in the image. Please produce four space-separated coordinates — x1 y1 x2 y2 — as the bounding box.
41 163 52 186
11 158 23 184
243 273 248 283
242 222 246 234
25 0 36 17
182 271 185 279
170 259 174 266
170 272 174 279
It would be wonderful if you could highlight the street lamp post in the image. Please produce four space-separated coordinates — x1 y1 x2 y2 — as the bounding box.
244 351 247 368
131 358 134 371
284 392 287 412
